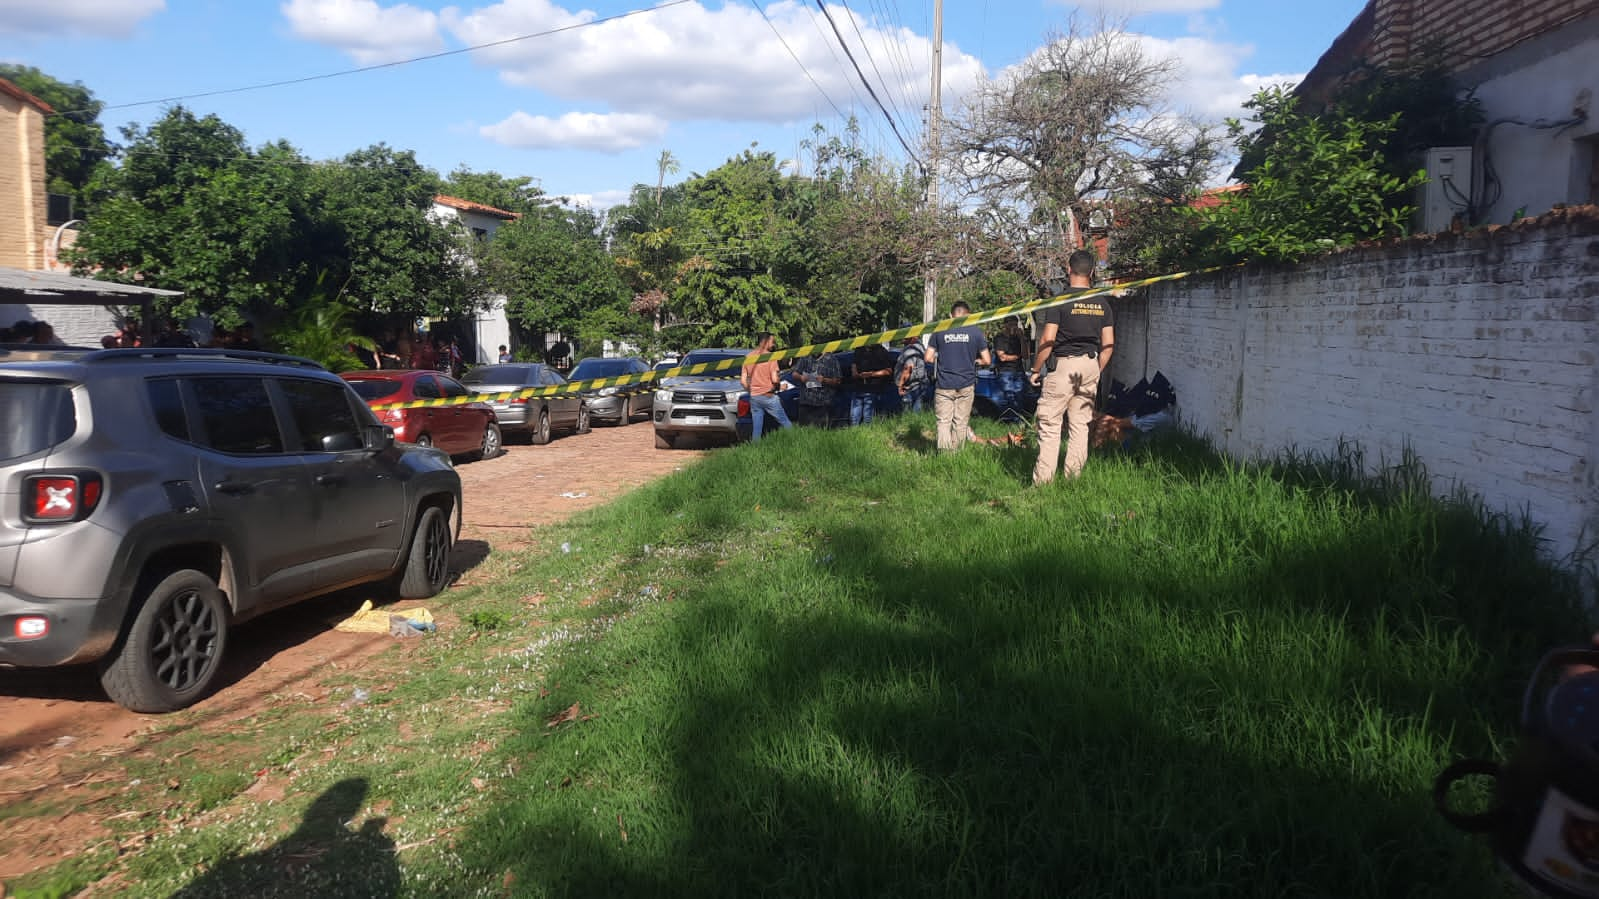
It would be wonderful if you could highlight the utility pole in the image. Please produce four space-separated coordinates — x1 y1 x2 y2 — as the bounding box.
921 0 943 323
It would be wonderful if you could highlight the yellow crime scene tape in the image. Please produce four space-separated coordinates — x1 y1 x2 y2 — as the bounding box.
369 265 1221 413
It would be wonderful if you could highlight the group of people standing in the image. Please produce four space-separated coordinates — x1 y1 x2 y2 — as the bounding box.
739 249 1117 482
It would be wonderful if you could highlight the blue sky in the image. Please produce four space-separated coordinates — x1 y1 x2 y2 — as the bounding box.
3 0 1365 210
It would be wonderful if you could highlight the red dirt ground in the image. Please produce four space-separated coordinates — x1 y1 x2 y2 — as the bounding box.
0 422 707 881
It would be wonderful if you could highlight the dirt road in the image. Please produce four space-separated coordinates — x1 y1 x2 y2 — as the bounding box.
0 422 706 879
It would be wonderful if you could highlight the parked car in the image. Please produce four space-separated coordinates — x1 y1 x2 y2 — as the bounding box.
567 356 653 425
0 346 462 712
973 369 1040 422
460 363 590 444
651 348 750 449
341 369 501 460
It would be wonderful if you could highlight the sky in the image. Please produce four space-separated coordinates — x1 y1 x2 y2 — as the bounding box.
1 0 1367 211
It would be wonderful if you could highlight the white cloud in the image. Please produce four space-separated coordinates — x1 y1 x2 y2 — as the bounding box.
444 0 984 125
0 0 164 38
480 110 668 152
281 0 442 64
1138 34 1299 122
563 188 632 212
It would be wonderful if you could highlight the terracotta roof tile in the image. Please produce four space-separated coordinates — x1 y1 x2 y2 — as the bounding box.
0 77 54 115
433 195 520 220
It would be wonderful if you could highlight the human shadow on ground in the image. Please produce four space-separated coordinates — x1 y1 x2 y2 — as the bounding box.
168 777 398 898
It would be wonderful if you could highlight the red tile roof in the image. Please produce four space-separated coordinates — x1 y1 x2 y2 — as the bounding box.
433 195 519 220
0 77 54 115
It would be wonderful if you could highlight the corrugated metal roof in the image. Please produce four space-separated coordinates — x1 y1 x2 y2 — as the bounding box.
0 267 182 303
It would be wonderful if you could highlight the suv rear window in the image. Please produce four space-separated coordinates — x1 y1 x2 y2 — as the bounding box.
0 380 75 462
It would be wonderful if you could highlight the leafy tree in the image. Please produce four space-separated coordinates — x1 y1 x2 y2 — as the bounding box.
660 150 806 349
310 144 486 319
1235 49 1482 193
70 107 322 327
0 65 115 213
941 15 1217 283
791 122 926 338
270 278 377 372
442 166 551 216
487 206 630 353
654 149 680 209
1198 86 1427 263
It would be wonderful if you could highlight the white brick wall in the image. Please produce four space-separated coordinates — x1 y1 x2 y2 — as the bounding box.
0 302 119 347
1111 207 1599 561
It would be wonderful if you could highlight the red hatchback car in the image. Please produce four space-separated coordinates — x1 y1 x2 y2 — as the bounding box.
341 370 502 460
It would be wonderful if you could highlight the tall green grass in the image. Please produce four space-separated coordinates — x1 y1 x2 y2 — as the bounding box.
435 419 1585 898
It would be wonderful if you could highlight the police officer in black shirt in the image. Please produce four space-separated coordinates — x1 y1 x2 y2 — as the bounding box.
1029 250 1115 484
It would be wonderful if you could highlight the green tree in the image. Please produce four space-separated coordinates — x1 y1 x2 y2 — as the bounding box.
310 144 486 319
442 166 551 216
487 206 630 354
0 64 115 213
1199 86 1427 263
789 122 926 338
654 149 680 210
70 108 321 327
270 277 377 372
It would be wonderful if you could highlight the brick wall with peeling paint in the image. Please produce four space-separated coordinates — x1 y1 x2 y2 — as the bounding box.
1111 206 1599 562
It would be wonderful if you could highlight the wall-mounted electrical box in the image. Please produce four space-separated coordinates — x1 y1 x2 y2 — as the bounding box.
1421 146 1473 232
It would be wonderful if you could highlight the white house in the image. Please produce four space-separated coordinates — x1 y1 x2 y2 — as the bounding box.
1298 0 1599 228
429 194 518 364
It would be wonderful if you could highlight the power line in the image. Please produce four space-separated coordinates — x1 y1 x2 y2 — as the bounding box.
863 0 924 131
814 0 922 168
745 0 851 124
49 0 695 120
839 0 919 145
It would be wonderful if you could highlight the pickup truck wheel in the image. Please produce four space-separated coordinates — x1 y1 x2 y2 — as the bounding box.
655 430 674 450
100 569 229 713
399 506 453 598
531 408 552 445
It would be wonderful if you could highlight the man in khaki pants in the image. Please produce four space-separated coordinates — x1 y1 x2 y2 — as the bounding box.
1030 250 1116 484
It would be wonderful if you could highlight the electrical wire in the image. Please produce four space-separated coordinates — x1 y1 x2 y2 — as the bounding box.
745 0 851 124
813 0 923 168
840 0 919 143
47 0 694 120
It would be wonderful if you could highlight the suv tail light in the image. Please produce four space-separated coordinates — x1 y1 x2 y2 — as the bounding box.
381 408 406 423
737 396 751 417
23 473 103 523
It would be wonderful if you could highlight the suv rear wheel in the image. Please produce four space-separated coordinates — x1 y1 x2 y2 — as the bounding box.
100 569 229 713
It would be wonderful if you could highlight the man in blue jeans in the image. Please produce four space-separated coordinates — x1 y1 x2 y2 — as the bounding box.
926 302 991 451
741 332 792 442
849 339 896 424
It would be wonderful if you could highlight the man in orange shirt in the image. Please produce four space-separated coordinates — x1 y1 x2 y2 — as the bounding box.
742 332 793 442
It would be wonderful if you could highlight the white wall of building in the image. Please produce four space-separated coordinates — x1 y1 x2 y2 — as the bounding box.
471 294 512 363
1462 17 1599 225
1111 208 1599 563
0 302 117 347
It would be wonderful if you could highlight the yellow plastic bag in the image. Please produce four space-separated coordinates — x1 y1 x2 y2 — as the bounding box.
334 600 433 634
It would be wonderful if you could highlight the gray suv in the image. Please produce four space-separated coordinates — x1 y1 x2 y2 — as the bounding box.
0 347 463 712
